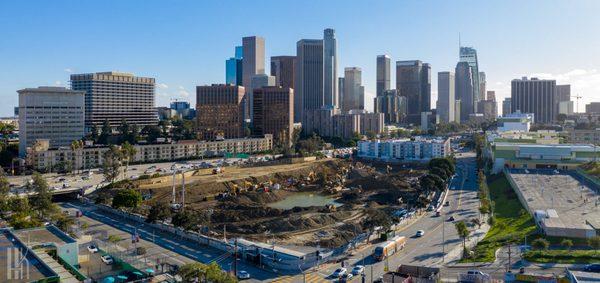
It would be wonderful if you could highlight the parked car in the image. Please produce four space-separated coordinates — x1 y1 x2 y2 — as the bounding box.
584 264 600 273
237 270 250 279
101 255 113 265
447 216 455 222
332 268 347 277
341 273 353 281
87 245 98 253
351 265 365 275
416 230 425 237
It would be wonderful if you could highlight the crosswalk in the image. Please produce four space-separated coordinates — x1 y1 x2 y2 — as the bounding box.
271 272 330 283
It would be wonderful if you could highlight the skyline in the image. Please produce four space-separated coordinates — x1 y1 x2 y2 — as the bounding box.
1 1 600 117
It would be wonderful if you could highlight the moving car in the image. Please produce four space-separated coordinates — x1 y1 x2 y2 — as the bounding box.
332 268 347 277
101 255 113 265
447 216 455 222
584 264 600 273
352 265 365 275
237 270 250 279
416 230 425 237
87 245 98 253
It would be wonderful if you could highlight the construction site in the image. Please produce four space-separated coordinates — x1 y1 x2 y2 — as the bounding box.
96 158 429 249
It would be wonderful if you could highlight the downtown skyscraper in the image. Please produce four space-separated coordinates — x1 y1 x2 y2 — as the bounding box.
242 36 266 89
323 28 338 108
376 55 391 97
511 77 558 123
226 46 243 86
295 39 324 123
396 60 431 124
455 61 474 122
437 71 455 123
459 46 481 112
341 67 364 112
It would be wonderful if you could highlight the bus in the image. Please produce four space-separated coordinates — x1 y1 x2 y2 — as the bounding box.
373 236 406 261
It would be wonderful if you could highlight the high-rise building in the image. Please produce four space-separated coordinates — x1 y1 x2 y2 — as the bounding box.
374 89 406 124
226 46 243 86
559 101 574 116
303 106 340 137
486 91 496 101
586 102 600 114
242 36 265 89
70 72 157 130
479 71 486 101
437 72 455 123
396 60 431 124
196 84 246 140
502 98 512 116
342 67 364 112
170 100 195 120
18 87 85 156
248 74 276 121
338 77 345 108
459 47 481 108
477 100 498 119
376 55 391 97
296 39 324 123
252 86 294 145
511 77 558 123
270 56 296 89
557 84 571 102
454 100 462 122
454 62 474 122
323 28 338 108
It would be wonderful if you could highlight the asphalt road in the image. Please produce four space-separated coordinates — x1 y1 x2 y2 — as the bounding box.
61 202 274 282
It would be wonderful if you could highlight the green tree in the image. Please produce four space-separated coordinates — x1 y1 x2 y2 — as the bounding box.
56 214 75 233
89 124 99 142
0 168 10 212
560 239 573 251
366 131 377 140
588 236 600 254
112 188 142 210
146 202 172 223
141 125 162 143
120 142 137 178
70 140 84 173
103 145 122 183
532 238 550 251
29 172 57 220
455 221 470 250
171 210 203 232
177 262 236 283
98 120 112 145
470 218 482 229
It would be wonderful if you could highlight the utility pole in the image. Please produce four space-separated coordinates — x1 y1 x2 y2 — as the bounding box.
507 244 512 273
233 238 238 277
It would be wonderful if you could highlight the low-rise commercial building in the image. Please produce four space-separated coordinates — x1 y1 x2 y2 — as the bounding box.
26 135 273 172
357 137 451 161
489 142 600 173
564 128 600 145
497 112 534 132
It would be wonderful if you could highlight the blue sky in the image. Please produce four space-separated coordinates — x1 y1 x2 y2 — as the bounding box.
1 0 599 116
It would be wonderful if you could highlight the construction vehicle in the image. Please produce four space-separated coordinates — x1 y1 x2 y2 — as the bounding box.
170 170 185 211
212 167 224 174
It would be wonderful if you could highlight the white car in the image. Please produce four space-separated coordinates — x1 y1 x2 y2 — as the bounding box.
237 270 250 280
87 245 98 253
351 265 365 275
342 273 354 281
416 230 425 237
101 255 113 265
332 268 347 277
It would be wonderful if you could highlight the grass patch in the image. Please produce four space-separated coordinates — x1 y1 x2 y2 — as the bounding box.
524 250 600 264
460 174 537 262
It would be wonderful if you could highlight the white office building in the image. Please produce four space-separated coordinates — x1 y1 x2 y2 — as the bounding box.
497 112 534 132
18 87 85 157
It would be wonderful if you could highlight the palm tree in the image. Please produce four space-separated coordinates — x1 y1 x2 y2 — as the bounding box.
120 142 137 179
70 140 84 174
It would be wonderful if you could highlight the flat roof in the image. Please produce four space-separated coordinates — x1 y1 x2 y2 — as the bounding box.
236 238 307 258
13 226 76 246
508 169 600 231
0 230 57 282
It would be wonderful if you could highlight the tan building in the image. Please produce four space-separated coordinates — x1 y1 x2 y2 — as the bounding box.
252 87 294 145
270 56 296 89
477 99 498 119
303 106 340 137
26 135 272 172
196 84 246 140
70 72 158 129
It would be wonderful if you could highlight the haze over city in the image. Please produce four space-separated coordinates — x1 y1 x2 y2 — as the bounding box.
1 0 599 116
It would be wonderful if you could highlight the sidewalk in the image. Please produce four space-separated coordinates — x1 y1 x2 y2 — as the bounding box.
443 218 491 266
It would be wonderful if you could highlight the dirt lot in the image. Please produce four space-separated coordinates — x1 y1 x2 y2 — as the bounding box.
95 158 428 248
